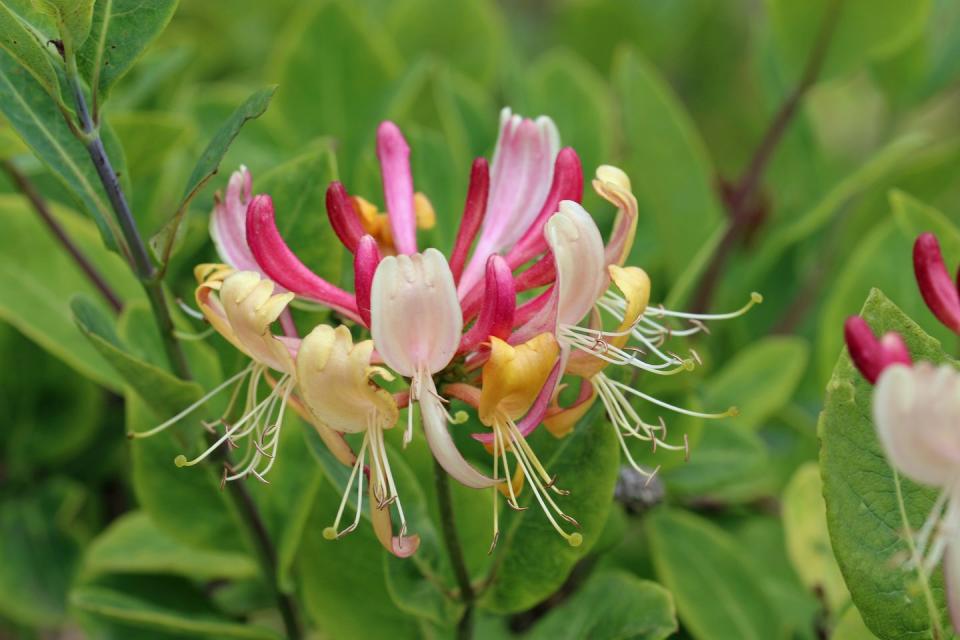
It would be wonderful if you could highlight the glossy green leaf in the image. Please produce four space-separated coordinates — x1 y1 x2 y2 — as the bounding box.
0 196 140 388
646 508 782 639
483 405 620 613
34 0 94 50
703 336 809 431
768 0 931 80
0 47 126 249
0 0 62 101
152 85 274 263
77 0 179 101
255 145 342 283
820 288 951 638
270 1 400 179
81 512 257 581
613 46 724 283
782 462 849 613
526 570 676 640
0 478 86 627
71 583 281 639
386 0 504 88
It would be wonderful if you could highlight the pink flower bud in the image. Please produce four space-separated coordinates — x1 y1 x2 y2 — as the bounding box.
843 316 911 384
914 232 960 334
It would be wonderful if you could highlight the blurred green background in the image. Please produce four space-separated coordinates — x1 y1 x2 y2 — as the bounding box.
2 0 960 638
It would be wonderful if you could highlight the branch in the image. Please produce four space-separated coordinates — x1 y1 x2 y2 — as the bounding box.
2 159 123 313
690 0 843 313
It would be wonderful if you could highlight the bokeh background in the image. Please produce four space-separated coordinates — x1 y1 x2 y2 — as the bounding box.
3 0 960 638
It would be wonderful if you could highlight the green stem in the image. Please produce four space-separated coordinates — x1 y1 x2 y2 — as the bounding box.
434 458 475 640
62 53 302 640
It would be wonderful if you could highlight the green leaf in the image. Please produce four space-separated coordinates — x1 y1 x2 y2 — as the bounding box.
0 478 86 627
526 570 677 640
71 295 203 417
153 85 275 264
385 0 504 88
483 404 620 613
0 0 62 101
81 512 257 581
0 47 126 249
782 462 849 613
255 145 342 283
71 583 281 639
612 46 724 283
269 1 400 180
0 196 140 388
34 0 94 50
768 0 931 80
77 0 179 102
833 606 881 640
703 336 809 431
646 508 782 640
820 288 951 638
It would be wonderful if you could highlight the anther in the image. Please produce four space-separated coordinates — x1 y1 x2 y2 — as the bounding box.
488 531 500 555
683 434 690 462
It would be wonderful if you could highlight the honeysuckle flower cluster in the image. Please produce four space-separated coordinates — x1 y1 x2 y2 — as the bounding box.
137 108 757 557
844 232 960 631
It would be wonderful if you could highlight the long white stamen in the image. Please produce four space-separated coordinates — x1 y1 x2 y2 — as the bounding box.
324 436 368 540
643 292 763 321
129 365 252 439
609 379 737 420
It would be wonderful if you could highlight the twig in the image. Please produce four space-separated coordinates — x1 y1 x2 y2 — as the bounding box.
1 159 123 313
434 458 476 640
690 0 843 313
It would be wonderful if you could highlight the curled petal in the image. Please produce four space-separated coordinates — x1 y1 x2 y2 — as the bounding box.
543 378 597 439
210 166 260 272
458 109 560 295
914 233 960 334
377 121 417 255
370 249 462 377
369 479 420 558
354 235 382 328
843 316 912 384
246 195 361 322
874 362 960 487
593 165 639 268
420 374 498 489
460 255 515 353
506 147 584 269
449 158 489 283
547 200 608 327
296 325 398 434
326 181 365 253
478 334 560 425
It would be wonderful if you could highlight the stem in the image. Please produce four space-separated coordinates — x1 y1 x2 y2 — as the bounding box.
434 458 475 640
61 56 302 639
1 159 122 313
65 57 191 378
690 0 843 312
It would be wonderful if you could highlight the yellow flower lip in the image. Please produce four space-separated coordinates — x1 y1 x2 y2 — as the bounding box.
479 334 560 426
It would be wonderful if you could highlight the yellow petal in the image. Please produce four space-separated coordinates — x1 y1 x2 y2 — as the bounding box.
479 333 559 426
566 265 650 379
220 272 296 374
296 325 398 434
593 165 638 267
496 465 525 499
543 382 598 439
414 192 436 229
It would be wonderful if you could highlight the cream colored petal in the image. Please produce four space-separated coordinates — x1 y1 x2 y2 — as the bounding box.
874 363 960 487
370 248 463 376
220 271 296 374
420 375 497 489
593 165 638 268
296 325 398 434
545 201 607 328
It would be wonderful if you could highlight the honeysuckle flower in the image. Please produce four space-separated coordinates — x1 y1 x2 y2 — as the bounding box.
914 232 960 334
477 334 582 550
130 266 310 485
508 165 758 480
210 166 258 273
871 362 960 631
370 248 497 489
843 316 912 384
296 324 419 557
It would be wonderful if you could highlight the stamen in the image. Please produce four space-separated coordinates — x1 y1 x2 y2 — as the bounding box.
176 297 206 320
609 378 738 420
324 436 369 540
173 327 216 341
